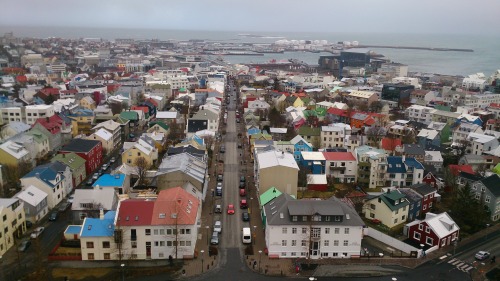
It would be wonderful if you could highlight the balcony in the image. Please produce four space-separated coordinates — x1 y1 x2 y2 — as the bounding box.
330 166 346 171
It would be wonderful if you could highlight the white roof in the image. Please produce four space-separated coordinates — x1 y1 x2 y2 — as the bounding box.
156 111 178 119
0 140 29 159
270 128 287 134
417 129 439 139
424 150 443 162
72 188 117 211
307 174 327 185
301 151 326 161
322 123 351 132
348 90 376 98
92 119 121 131
423 212 459 239
94 128 113 141
468 132 496 144
15 185 48 207
256 150 299 170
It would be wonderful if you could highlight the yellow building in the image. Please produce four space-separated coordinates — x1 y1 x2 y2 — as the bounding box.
69 110 95 136
122 138 158 168
364 190 409 228
255 150 299 198
293 97 305 108
80 96 96 110
0 198 27 256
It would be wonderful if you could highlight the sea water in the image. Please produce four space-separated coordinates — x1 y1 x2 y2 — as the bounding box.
1 26 498 76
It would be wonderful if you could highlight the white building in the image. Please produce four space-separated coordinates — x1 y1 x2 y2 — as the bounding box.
25 104 55 125
462 73 487 90
264 194 364 259
405 105 435 125
321 123 352 149
322 151 357 183
467 132 499 155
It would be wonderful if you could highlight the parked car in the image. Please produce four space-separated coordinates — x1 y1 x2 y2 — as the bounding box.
68 194 74 203
227 204 235 215
49 212 58 221
18 240 31 252
239 188 246 197
25 221 33 228
30 227 45 239
214 204 222 213
217 174 223 182
239 181 245 188
240 199 248 209
58 202 71 212
110 157 116 163
92 173 99 180
214 221 222 234
102 163 109 170
210 231 219 245
475 251 491 261
86 178 94 186
220 145 225 153
242 212 250 222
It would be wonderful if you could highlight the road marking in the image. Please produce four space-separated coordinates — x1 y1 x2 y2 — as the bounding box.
451 260 461 266
455 262 464 267
440 255 449 260
448 258 456 264
463 266 474 272
458 264 469 271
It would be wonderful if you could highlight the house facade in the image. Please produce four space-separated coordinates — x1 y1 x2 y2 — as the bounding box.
354 146 388 189
15 185 49 223
0 198 27 256
264 194 364 259
405 212 459 249
322 151 357 183
255 150 299 198
364 190 410 228
59 139 103 175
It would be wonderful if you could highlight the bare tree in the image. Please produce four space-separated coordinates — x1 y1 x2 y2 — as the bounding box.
134 157 149 186
366 126 386 148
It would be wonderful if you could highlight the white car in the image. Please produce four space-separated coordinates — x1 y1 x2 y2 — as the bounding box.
30 227 45 239
475 251 490 261
214 221 222 234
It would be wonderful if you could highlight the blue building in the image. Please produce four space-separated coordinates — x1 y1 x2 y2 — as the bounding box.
399 188 422 222
290 135 313 162
93 174 129 194
299 151 325 174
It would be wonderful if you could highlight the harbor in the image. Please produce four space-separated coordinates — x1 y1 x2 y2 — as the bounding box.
350 45 473 52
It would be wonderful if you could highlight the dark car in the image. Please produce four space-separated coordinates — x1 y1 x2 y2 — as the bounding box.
49 212 58 221
25 221 33 228
220 145 225 153
217 174 223 182
242 212 250 222
239 181 245 188
86 178 94 186
18 240 31 252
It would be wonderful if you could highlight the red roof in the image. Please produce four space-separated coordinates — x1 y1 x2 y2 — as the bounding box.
151 187 199 226
364 117 376 126
131 106 149 114
60 89 78 95
322 152 356 161
449 165 475 176
145 98 159 107
381 138 402 151
327 108 347 117
33 114 65 134
490 103 500 109
39 88 60 96
117 200 155 226
346 191 367 198
16 75 27 83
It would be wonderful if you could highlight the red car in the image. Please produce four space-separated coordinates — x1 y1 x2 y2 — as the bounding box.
227 204 235 215
239 188 246 197
240 199 248 209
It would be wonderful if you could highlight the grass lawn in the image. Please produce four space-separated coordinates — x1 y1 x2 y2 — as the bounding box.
298 190 336 199
52 268 113 280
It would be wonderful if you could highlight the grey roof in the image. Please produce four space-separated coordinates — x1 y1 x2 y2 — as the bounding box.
404 144 425 155
156 152 207 183
409 183 436 196
399 188 422 203
480 174 500 197
264 194 364 227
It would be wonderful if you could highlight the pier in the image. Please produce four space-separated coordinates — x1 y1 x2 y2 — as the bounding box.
350 45 473 52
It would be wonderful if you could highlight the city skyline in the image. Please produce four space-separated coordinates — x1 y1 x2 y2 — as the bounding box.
2 0 499 35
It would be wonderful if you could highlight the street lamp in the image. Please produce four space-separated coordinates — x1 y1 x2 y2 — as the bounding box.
253 225 257 245
379 253 384 266
206 226 210 245
200 250 205 273
258 250 263 273
120 263 125 281
420 244 425 258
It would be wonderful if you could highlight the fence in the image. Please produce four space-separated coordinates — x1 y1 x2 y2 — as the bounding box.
364 227 421 255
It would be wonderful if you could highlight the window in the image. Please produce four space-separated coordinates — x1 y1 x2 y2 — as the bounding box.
292 228 297 234
370 213 375 218
282 252 287 257
87 253 95 260
154 229 159 235
167 241 172 246
426 237 433 245
302 216 307 221
344 228 349 234
485 196 491 203
334 240 339 246
423 205 427 210
86 242 94 249
131 241 137 248
425 227 430 234
104 253 110 260
102 241 110 248
292 216 297 222
291 252 297 257
312 228 321 238
282 240 287 246
402 215 406 220
282 227 287 234
333 253 339 257
334 228 339 234
301 240 306 247
413 232 421 239
370 204 376 210
343 240 348 246
324 240 329 246
325 228 330 234
292 240 297 246
394 218 398 224
302 228 307 234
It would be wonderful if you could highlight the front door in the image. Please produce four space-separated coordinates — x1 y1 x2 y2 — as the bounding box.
310 241 320 258
146 242 151 259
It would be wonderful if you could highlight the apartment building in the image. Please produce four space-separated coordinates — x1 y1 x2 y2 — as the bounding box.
354 145 388 189
320 123 351 149
405 105 434 125
0 198 26 256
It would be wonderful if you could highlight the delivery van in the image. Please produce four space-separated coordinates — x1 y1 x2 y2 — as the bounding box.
242 227 252 244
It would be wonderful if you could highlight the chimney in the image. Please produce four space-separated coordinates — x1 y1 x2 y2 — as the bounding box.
46 117 49 122
386 189 390 194
99 208 104 219
402 155 406 162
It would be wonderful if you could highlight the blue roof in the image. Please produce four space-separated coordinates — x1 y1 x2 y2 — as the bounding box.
404 157 424 170
387 156 406 173
93 174 126 187
80 211 116 237
23 163 65 188
248 128 261 135
65 225 82 234
69 108 94 117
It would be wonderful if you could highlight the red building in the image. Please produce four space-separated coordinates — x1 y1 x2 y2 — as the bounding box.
59 139 103 174
409 183 438 215
422 171 443 190
405 212 459 249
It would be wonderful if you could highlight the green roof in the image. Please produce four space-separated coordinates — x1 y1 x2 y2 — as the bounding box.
119 111 139 121
149 121 170 131
301 97 311 105
260 187 283 206
493 163 500 175
298 126 321 136
26 128 48 143
379 191 409 211
303 110 318 118
315 107 327 117
51 152 86 170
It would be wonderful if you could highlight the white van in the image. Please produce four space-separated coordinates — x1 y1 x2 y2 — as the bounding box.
242 227 252 244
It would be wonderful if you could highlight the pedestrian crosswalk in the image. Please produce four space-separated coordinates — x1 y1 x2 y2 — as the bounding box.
447 258 475 272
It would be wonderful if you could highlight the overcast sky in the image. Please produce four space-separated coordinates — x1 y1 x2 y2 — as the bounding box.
1 0 499 35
